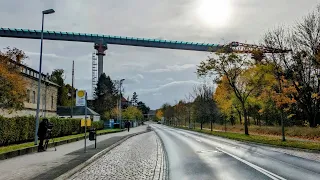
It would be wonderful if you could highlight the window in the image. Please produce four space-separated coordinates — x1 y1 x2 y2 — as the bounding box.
32 91 36 104
42 94 46 108
51 95 54 109
26 90 30 102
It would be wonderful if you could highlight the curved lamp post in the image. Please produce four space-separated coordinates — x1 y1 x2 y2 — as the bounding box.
34 9 55 145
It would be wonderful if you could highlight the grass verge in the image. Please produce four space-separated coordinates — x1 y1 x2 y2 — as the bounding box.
0 129 121 154
178 126 320 151
197 123 320 141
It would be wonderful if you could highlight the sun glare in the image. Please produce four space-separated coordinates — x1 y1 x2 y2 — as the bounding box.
197 0 232 28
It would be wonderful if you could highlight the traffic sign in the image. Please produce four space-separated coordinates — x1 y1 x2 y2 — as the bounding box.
76 90 86 106
81 118 91 127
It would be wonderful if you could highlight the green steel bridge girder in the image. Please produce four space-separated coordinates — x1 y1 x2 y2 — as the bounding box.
0 27 224 52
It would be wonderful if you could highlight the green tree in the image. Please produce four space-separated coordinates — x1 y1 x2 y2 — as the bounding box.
137 101 150 117
49 69 70 106
94 73 118 115
122 106 143 120
161 103 174 125
173 100 187 126
65 84 76 106
263 7 320 127
192 84 218 130
197 52 268 135
131 92 138 106
0 47 27 110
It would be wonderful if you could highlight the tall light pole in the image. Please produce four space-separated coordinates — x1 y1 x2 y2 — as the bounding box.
34 9 55 145
119 79 125 129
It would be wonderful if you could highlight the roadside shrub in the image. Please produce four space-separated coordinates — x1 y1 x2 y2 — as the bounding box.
0 116 83 146
92 121 104 130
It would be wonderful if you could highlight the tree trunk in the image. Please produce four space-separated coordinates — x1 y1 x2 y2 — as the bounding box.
201 121 203 130
237 109 242 124
280 111 285 141
211 120 213 131
188 110 191 128
309 115 316 127
243 108 249 135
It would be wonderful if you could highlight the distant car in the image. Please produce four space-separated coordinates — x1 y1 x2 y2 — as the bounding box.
157 121 161 124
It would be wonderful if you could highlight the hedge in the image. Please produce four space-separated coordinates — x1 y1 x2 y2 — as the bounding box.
0 116 104 146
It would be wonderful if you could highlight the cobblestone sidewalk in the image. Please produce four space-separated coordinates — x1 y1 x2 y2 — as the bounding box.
69 131 166 180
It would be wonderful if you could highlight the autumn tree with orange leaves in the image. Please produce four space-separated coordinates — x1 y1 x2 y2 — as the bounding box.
197 50 270 135
0 47 27 110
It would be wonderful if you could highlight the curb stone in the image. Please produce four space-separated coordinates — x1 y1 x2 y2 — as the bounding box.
151 126 169 180
55 129 150 180
0 129 125 160
152 133 164 180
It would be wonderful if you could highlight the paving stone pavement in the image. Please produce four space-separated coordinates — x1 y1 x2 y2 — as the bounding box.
69 131 166 180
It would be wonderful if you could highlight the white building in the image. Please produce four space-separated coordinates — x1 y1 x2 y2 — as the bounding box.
57 106 101 121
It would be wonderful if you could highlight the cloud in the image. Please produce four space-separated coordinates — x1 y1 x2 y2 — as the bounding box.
137 74 144 79
138 80 200 94
25 51 70 60
148 64 196 73
119 73 145 84
1 0 318 109
166 77 174 82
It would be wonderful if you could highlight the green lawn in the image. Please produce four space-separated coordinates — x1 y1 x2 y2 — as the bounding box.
179 127 320 151
0 129 121 154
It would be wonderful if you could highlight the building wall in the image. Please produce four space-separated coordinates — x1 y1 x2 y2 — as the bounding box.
23 76 58 112
0 109 57 118
1 65 59 118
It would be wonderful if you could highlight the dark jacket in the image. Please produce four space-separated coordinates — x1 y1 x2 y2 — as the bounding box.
37 120 48 139
126 121 130 128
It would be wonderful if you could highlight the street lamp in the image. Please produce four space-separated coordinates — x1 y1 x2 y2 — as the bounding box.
119 79 125 129
34 9 55 145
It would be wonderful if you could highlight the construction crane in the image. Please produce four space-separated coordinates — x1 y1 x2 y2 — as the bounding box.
223 41 292 54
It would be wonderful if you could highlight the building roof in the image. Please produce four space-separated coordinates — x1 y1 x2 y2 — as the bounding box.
121 97 128 102
9 59 60 87
57 106 100 116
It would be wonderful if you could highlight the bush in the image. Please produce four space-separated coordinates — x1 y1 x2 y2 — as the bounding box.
92 121 104 130
0 116 84 146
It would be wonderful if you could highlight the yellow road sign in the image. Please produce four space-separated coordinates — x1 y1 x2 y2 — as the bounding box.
81 118 91 127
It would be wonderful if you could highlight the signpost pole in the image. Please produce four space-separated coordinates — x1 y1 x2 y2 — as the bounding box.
76 89 87 153
84 92 87 153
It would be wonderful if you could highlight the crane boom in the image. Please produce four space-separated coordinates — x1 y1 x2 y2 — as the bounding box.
225 42 291 53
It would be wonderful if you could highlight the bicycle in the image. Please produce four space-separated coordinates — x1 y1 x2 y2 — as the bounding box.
44 129 57 151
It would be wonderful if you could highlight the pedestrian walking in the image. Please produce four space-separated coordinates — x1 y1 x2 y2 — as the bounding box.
37 118 48 152
126 121 130 132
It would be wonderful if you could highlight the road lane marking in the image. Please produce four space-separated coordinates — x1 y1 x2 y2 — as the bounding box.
196 139 202 142
216 147 287 180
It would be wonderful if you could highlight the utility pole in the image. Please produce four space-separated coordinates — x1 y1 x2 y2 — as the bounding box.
84 92 87 152
44 78 47 117
71 61 74 118
119 79 125 129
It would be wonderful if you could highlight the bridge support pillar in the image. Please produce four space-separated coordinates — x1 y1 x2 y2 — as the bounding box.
94 42 108 78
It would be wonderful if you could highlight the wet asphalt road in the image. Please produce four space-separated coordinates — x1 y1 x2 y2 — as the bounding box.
151 125 320 180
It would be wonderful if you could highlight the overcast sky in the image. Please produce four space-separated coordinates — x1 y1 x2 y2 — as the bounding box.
0 0 319 109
